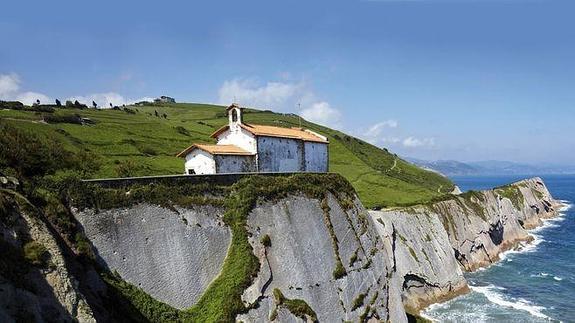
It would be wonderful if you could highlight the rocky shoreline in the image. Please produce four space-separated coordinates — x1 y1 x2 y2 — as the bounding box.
370 177 563 315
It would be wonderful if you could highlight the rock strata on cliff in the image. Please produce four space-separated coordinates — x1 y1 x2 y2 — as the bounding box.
0 191 95 322
70 175 410 322
238 194 406 323
370 177 561 313
370 208 468 313
75 204 230 309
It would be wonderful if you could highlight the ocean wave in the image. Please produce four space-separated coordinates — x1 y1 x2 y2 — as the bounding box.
499 201 570 261
498 234 544 261
531 215 565 233
530 272 550 278
470 284 549 319
559 200 572 212
530 272 563 281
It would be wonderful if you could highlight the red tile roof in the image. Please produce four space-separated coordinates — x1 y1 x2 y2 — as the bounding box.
211 123 328 143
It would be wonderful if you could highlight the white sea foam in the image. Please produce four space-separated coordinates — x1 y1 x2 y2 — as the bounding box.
530 272 564 282
559 200 572 212
418 310 437 322
470 284 549 319
531 213 565 234
498 234 544 261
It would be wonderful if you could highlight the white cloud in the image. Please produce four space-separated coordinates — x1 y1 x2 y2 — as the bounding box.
363 120 399 143
16 92 52 106
66 92 155 108
402 136 435 148
218 79 303 111
300 101 342 128
217 77 343 128
0 73 20 96
0 73 52 105
381 137 402 144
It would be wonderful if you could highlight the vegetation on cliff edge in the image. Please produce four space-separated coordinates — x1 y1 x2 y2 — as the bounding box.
1 102 454 208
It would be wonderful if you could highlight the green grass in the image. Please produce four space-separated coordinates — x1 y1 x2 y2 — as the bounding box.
351 293 367 311
495 185 525 210
273 288 318 322
103 272 181 322
0 103 454 208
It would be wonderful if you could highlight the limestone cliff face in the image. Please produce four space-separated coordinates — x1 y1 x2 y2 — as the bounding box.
0 191 95 322
239 194 406 322
370 208 468 314
370 177 561 313
75 204 231 309
74 193 407 322
431 177 559 271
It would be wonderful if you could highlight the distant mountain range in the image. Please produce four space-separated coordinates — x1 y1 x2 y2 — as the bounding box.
406 158 575 176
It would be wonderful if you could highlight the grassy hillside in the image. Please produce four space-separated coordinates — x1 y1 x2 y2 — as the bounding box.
0 103 454 207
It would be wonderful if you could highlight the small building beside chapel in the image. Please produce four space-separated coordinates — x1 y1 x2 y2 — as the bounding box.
177 103 329 174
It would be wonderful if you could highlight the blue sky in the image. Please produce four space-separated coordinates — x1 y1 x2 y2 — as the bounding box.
1 0 574 164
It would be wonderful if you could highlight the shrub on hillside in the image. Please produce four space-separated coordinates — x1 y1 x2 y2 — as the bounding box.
175 126 190 136
138 146 157 156
29 105 56 113
115 160 138 178
0 101 25 110
43 114 83 125
0 124 77 181
0 123 101 180
64 100 88 109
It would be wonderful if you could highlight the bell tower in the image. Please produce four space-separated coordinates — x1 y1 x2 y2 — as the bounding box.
227 103 243 132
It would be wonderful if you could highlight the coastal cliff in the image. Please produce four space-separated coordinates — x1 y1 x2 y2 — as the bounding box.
70 174 408 322
0 175 561 322
370 177 562 314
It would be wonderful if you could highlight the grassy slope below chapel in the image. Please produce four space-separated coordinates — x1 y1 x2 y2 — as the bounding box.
0 103 454 208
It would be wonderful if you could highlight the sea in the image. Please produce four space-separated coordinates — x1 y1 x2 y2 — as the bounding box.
423 175 575 323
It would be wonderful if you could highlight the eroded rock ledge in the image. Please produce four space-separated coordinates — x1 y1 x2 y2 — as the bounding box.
370 177 562 313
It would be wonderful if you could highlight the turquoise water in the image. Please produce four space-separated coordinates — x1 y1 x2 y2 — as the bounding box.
424 175 575 323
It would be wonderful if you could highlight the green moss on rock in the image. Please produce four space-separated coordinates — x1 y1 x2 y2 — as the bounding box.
260 234 271 247
273 288 318 322
495 185 525 210
351 293 367 311
23 241 49 267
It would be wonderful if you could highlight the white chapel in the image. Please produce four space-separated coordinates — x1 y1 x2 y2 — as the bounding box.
177 103 329 174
